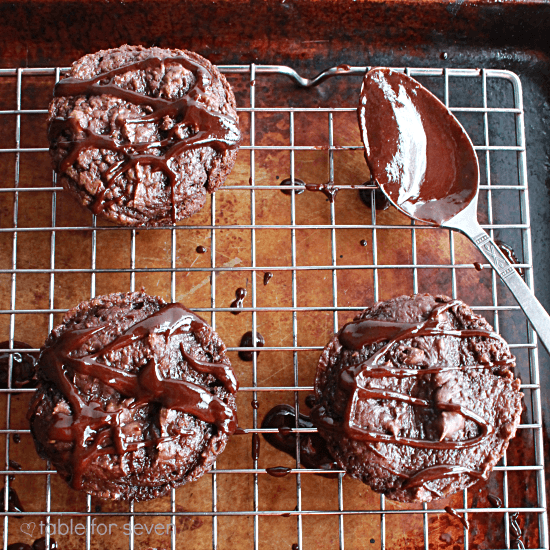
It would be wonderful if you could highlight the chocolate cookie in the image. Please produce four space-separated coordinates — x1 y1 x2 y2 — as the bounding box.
310 294 522 502
27 291 238 501
48 45 240 226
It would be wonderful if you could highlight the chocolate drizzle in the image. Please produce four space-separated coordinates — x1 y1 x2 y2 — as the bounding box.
238 331 265 361
359 187 390 211
262 404 339 476
252 433 260 461
358 68 478 225
230 287 247 314
495 240 524 277
444 505 470 530
280 177 305 195
305 183 339 202
50 55 240 223
36 302 238 491
2 486 24 515
266 466 291 477
0 340 39 390
310 299 513 493
32 538 58 550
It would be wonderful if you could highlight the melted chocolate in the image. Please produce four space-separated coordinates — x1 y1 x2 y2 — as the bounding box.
7 544 31 550
13 433 21 444
359 68 478 225
33 538 58 550
305 183 339 202
359 186 390 211
35 303 238 491
487 493 502 508
234 427 246 435
266 466 291 477
252 433 260 461
261 404 339 477
280 177 306 195
495 240 524 276
263 272 273 286
336 64 351 72
2 486 24 515
360 239 368 247
292 544 300 550
0 340 39 390
251 400 259 409
50 55 240 223
238 331 265 361
310 299 511 493
230 288 247 314
305 394 316 409
473 262 483 271
444 506 470 530
196 245 207 254
9 460 22 472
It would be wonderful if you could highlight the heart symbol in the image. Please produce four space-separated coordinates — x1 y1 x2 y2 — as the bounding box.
20 522 36 537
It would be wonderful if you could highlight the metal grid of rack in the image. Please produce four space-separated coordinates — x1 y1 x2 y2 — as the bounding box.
0 65 547 549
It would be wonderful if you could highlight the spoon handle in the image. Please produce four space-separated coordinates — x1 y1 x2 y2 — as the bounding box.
452 217 550 353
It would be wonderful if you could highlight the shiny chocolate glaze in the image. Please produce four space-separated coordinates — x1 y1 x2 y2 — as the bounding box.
266 466 291 477
2 486 24 514
444 505 470 530
238 331 265 361
310 299 513 493
305 183 339 202
252 432 261 461
280 177 306 195
358 186 390 211
50 55 240 223
495 240 524 276
32 538 58 550
358 68 478 225
0 340 39 390
263 272 273 286
230 287 247 314
35 302 237 491
261 404 339 476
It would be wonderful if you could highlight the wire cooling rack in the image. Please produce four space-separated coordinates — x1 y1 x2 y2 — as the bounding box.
0 65 548 550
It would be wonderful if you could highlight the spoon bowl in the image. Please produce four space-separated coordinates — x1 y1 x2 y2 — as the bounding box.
359 67 550 352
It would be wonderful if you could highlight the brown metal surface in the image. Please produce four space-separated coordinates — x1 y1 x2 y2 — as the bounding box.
0 2 548 549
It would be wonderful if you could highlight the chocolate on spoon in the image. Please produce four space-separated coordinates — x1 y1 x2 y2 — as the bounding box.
359 67 550 352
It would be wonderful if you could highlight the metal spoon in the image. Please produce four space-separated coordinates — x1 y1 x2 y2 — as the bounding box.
359 67 550 352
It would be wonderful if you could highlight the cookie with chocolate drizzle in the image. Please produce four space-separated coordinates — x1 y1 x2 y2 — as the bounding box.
27 291 238 501
48 45 240 226
310 294 522 502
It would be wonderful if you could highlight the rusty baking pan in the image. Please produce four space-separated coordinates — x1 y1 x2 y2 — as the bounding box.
0 1 548 549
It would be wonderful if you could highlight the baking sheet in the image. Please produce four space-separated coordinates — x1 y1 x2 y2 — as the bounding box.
0 65 546 549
